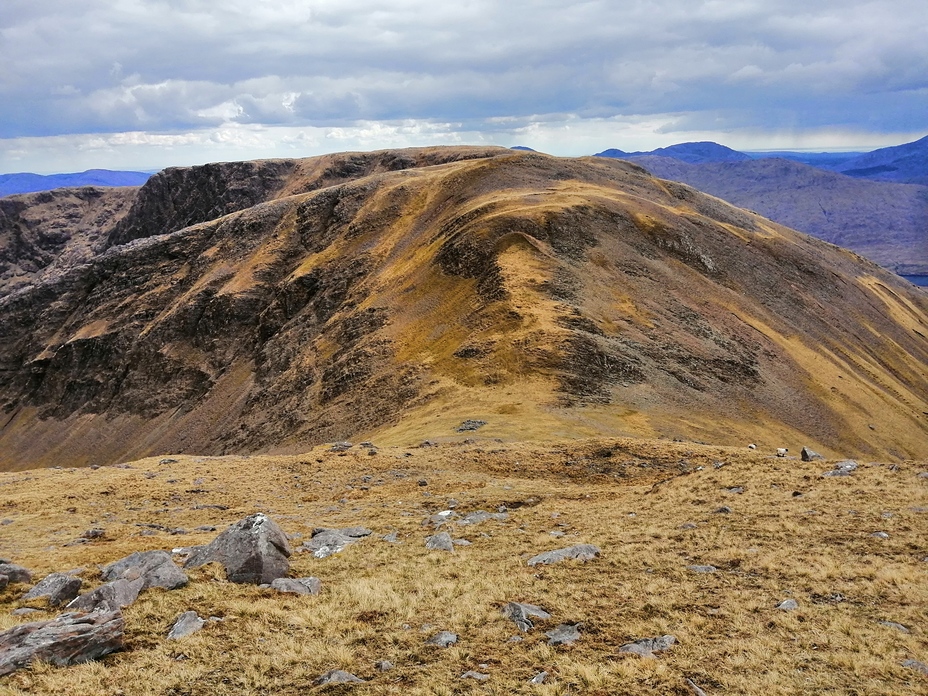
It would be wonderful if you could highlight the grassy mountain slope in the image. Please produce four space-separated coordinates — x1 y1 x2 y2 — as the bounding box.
1 149 925 469
0 440 925 694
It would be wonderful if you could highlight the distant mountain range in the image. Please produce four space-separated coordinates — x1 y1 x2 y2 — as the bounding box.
0 169 151 198
594 136 928 276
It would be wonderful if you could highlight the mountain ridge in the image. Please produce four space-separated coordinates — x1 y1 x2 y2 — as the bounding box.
1 147 925 469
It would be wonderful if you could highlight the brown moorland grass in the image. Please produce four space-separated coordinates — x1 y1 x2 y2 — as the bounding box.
0 438 926 694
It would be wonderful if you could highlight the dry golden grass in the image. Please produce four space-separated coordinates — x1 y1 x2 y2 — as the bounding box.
1 438 926 694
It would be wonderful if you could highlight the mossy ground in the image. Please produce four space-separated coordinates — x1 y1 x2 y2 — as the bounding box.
0 438 926 694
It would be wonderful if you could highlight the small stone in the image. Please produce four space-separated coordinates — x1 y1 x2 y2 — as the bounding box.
902 659 928 676
527 544 600 566
81 528 105 540
546 623 581 646
461 671 490 680
530 671 548 684
425 631 458 647
619 635 676 658
917 472 928 479
425 532 454 552
777 599 799 611
456 419 487 432
726 487 744 494
375 660 394 672
270 577 321 595
314 669 365 684
687 565 717 573
680 523 697 529
11 608 42 616
167 611 205 639
329 442 353 452
503 602 552 631
685 678 709 696
418 479 429 486
822 460 858 477
878 620 910 633
382 531 400 543
872 531 890 539
715 506 732 514
747 444 756 450
776 448 788 457
159 458 178 464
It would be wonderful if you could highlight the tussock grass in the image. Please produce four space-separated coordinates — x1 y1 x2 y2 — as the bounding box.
0 439 926 694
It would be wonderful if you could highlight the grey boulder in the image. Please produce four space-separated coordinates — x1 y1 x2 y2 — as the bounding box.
800 447 824 461
22 573 82 607
101 550 188 590
527 544 601 566
270 577 321 595
167 611 205 639
185 514 291 584
0 611 124 676
0 563 32 584
67 578 144 613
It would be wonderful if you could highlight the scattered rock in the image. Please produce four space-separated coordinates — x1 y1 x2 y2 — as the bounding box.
101 550 188 590
546 623 581 646
902 659 928 676
159 458 178 464
715 506 732 514
22 573 82 607
0 576 8 590
0 563 32 584
425 631 458 647
329 442 353 452
302 527 372 558
777 599 799 611
10 608 41 616
461 670 490 680
425 532 454 552
527 544 601 566
917 472 928 479
80 528 105 540
502 602 552 631
314 669 365 684
167 611 205 639
872 531 890 539
801 447 824 461
619 635 676 658
270 577 321 595
456 420 487 432
185 514 291 584
776 448 788 457
878 620 910 633
375 660 393 672
530 671 548 684
381 532 400 543
726 487 744 494
67 578 144 613
747 444 756 450
687 565 717 573
0 610 124 676
822 460 858 477
680 523 698 530
685 677 709 696
425 510 458 527
458 510 508 525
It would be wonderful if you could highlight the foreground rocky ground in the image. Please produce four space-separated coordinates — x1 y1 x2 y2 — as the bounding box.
0 437 926 694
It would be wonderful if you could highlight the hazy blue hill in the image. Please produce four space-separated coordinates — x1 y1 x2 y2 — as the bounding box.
596 141 749 163
0 169 150 197
744 151 866 168
629 155 928 276
833 134 928 185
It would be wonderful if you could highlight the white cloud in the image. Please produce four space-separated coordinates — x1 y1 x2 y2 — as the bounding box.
1 1 926 171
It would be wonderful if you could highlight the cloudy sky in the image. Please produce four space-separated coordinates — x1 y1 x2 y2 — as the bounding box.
2 0 927 173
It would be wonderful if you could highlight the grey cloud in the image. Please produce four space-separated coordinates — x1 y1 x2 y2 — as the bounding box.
0 0 926 142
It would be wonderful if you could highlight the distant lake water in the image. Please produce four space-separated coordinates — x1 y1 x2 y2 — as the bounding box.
902 275 928 287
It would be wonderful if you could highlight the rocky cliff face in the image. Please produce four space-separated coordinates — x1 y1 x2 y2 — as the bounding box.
0 147 926 469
